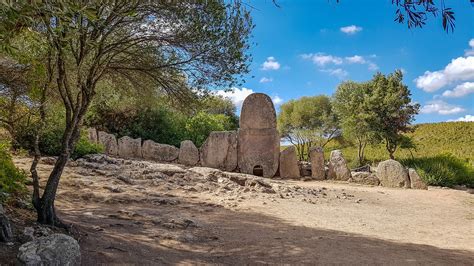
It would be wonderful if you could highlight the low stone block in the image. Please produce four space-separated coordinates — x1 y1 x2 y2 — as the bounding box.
179 140 199 166
118 136 142 159
200 131 238 172
98 131 118 156
142 140 179 162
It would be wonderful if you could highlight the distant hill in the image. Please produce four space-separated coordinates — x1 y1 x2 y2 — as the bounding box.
325 121 474 168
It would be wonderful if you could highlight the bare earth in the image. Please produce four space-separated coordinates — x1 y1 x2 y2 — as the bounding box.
9 155 474 265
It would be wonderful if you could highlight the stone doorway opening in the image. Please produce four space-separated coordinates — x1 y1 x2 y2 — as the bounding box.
253 165 263 176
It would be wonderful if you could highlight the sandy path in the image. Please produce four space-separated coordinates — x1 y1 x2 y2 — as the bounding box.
11 156 474 264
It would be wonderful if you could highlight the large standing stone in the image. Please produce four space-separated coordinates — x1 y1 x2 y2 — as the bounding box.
310 146 325 180
408 168 428 190
279 146 300 179
376 159 410 188
142 140 179 162
200 131 238 172
17 234 81 266
238 93 280 178
0 204 12 242
98 131 118 156
118 136 142 159
179 140 199 166
86 128 98 144
327 150 351 180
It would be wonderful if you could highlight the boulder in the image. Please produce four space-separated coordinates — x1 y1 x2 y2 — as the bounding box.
86 128 98 144
200 131 238 172
350 172 380 186
118 136 142 159
142 140 179 162
178 140 199 166
238 93 280 178
327 150 351 180
0 204 12 242
17 234 81 266
409 168 428 190
279 146 300 179
376 159 410 188
310 147 325 180
97 131 118 156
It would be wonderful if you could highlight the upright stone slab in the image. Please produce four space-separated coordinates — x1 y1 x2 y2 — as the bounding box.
238 93 280 178
98 131 118 156
409 168 428 190
376 159 410 188
86 128 98 144
179 140 199 166
327 150 351 180
279 146 300 179
200 131 238 172
142 140 179 162
118 136 142 159
310 146 325 180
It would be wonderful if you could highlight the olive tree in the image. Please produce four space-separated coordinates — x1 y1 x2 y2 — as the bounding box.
1 0 253 226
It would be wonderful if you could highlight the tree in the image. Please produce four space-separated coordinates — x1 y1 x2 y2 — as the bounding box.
367 70 420 159
1 0 253 226
278 95 339 160
333 81 380 166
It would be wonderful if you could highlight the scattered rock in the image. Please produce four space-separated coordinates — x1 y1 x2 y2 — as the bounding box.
350 172 380 186
310 146 325 180
279 146 300 179
17 234 81 266
376 159 410 188
408 168 428 190
178 140 199 166
40 157 57 165
142 140 179 162
327 150 351 181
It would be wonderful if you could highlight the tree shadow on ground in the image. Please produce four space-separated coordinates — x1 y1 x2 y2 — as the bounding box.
58 196 474 265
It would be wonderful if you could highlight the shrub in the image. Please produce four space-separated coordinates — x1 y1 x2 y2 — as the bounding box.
71 133 104 160
401 154 474 188
0 141 27 202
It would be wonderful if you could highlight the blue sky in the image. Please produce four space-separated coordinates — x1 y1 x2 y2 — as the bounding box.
216 0 474 123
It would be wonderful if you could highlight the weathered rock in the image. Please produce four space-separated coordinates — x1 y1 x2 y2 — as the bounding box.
376 159 410 188
178 140 199 166
200 131 238 172
327 150 351 180
98 131 118 156
238 93 280 178
142 140 179 162
350 172 380 186
409 168 428 190
17 234 81 266
310 147 325 180
279 146 300 179
118 136 142 159
0 204 12 242
86 128 98 144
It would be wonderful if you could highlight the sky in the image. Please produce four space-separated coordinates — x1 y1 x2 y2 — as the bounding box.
215 0 474 123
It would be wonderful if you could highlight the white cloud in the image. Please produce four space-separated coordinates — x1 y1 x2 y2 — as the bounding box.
368 62 379 71
215 88 283 108
465 39 474 56
420 100 465 115
340 25 363 35
259 77 273 83
442 82 474 98
345 55 366 64
320 68 348 79
261 56 280 70
415 49 474 92
448 115 474 122
301 53 343 66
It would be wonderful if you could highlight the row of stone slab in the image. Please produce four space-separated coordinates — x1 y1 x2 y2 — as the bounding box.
87 128 200 166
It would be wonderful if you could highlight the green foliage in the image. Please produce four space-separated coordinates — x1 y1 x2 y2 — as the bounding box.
0 141 27 202
278 95 339 160
185 112 234 147
401 155 474 188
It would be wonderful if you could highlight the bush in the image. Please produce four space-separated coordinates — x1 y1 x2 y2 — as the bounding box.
71 133 104 160
401 154 474 188
0 141 27 202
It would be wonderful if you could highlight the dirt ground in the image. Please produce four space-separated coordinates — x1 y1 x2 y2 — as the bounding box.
3 155 474 265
